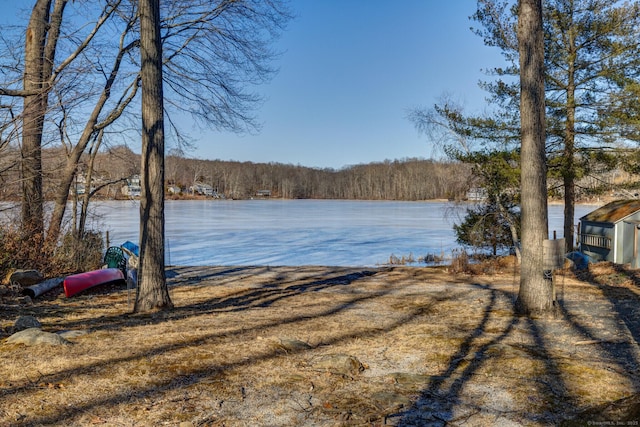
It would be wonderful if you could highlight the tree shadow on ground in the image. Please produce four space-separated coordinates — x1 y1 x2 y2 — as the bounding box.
25 266 378 334
1 266 460 426
4 265 639 426
558 264 640 424
398 270 640 427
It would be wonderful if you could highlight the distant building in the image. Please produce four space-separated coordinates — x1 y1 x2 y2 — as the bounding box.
122 175 141 198
167 185 181 195
466 188 487 201
70 174 96 196
190 182 214 196
256 189 271 197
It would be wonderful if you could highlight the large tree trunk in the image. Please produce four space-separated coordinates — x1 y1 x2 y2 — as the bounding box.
563 171 576 251
134 0 172 312
563 32 577 253
21 0 67 248
20 0 51 240
516 0 553 316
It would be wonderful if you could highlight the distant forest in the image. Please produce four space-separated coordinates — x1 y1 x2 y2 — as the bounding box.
0 145 472 201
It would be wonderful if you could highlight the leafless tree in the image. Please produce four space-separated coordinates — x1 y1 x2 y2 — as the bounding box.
1 0 290 250
516 0 552 315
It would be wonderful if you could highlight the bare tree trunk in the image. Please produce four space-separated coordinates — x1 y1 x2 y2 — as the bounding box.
516 0 553 316
21 0 67 246
78 131 101 237
134 0 172 312
21 0 51 240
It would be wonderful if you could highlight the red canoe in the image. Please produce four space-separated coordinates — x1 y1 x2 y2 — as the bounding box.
63 268 125 297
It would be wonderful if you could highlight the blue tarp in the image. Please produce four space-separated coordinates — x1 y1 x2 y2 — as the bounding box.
121 241 139 257
566 251 590 270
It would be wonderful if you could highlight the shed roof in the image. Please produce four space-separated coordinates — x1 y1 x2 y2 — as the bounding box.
580 199 640 223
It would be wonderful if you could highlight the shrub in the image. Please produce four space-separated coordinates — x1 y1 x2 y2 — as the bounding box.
53 231 104 275
0 226 48 279
0 225 104 280
449 249 470 274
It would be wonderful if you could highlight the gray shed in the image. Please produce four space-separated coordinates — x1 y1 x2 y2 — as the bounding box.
579 199 640 267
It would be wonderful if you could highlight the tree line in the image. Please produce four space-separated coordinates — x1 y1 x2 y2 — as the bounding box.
166 153 471 200
0 144 471 201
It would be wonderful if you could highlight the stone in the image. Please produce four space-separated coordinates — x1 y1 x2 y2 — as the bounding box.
278 338 312 352
371 391 412 409
309 354 365 376
9 270 44 287
14 315 41 331
57 329 90 339
5 328 71 346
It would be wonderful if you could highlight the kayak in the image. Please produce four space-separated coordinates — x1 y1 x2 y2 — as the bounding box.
63 268 126 297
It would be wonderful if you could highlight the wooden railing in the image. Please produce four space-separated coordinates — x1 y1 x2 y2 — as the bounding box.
579 233 611 249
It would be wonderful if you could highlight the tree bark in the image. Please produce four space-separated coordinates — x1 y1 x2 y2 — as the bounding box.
516 0 553 316
134 0 172 312
21 0 51 240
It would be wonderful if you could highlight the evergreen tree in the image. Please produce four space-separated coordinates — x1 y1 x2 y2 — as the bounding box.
413 0 640 253
475 0 640 252
453 149 522 259
454 195 520 256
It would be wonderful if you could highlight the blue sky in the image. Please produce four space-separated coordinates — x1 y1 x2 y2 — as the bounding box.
1 0 506 170
188 1 506 169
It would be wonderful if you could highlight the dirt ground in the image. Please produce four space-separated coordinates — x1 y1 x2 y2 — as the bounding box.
1 261 639 426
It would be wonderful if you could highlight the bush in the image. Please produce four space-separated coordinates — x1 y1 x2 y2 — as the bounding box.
53 231 104 275
0 225 104 280
449 249 470 274
0 226 48 279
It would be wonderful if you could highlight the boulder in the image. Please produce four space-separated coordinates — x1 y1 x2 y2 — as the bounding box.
10 270 44 287
371 391 412 410
14 315 41 331
5 328 71 346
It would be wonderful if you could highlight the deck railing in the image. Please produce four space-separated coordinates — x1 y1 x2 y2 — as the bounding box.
579 233 611 249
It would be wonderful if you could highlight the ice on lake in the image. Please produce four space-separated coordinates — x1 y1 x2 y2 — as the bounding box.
81 199 596 267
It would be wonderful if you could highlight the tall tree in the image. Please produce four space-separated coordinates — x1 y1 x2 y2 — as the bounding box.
20 0 64 241
413 1 640 254
473 0 640 252
1 0 290 251
517 0 552 315
135 0 172 312
45 1 138 247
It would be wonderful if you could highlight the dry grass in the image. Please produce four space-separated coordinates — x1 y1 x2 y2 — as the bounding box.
0 262 639 426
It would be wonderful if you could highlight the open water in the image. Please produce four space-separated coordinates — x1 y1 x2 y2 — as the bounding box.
78 199 597 267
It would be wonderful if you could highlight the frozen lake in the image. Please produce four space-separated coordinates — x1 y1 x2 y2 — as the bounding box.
77 199 597 267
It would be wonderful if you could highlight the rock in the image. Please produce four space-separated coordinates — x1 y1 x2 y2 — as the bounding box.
309 354 365 376
10 270 44 287
5 328 71 346
57 329 90 339
14 315 41 331
277 338 312 352
388 372 434 387
16 296 33 306
371 391 412 410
